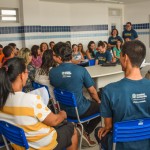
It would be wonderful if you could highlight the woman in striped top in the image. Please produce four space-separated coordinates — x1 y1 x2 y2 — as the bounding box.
0 57 78 150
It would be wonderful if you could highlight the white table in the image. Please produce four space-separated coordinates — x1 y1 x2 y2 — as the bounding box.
86 65 124 90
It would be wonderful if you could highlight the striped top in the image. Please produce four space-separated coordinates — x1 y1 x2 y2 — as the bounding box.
0 92 57 150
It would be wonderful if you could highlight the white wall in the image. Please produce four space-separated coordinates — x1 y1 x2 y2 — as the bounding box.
70 3 124 25
39 2 71 25
124 1 150 23
124 1 150 61
0 0 124 49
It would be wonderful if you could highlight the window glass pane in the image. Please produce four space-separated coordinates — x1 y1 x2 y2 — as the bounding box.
2 10 16 15
2 17 17 21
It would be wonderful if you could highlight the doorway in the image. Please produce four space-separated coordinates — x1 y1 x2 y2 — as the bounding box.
108 8 123 37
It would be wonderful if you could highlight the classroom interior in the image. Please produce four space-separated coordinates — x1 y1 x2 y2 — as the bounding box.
0 0 150 150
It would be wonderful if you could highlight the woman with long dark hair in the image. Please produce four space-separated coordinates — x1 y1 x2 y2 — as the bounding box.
112 39 123 63
31 45 42 68
35 50 56 98
0 57 78 150
86 41 97 60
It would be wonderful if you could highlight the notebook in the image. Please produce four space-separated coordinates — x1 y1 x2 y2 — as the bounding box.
101 62 117 67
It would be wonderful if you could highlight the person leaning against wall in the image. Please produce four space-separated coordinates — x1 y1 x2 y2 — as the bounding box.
95 40 150 150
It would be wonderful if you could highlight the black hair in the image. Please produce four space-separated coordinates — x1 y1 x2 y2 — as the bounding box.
53 42 72 62
66 41 71 47
3 46 13 58
126 22 132 26
49 41 55 47
98 41 105 47
40 42 48 52
88 41 96 58
0 57 26 109
111 29 118 36
39 50 56 75
0 44 3 48
72 44 78 49
31 45 40 58
8 43 16 49
122 40 146 67
116 39 123 49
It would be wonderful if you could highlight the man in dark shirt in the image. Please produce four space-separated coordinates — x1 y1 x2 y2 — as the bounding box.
122 22 138 41
49 42 101 146
95 40 150 150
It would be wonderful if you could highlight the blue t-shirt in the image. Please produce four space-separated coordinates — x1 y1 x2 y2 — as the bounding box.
108 36 123 45
122 29 138 40
49 63 94 117
101 78 150 150
95 51 112 64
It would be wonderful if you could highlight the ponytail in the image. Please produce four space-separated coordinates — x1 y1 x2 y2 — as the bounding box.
0 66 13 109
0 57 26 109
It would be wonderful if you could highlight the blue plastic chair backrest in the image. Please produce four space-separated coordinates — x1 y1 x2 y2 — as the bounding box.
53 88 77 107
32 82 50 98
0 121 29 149
113 118 150 143
89 59 95 66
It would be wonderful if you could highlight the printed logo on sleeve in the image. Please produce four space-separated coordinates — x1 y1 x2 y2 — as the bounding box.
132 93 147 103
62 71 72 78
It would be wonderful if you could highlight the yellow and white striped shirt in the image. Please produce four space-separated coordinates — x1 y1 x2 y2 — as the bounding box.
0 92 57 150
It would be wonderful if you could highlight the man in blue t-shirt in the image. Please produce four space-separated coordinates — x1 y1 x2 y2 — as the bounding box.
122 22 138 41
49 42 101 146
95 40 150 150
95 41 112 65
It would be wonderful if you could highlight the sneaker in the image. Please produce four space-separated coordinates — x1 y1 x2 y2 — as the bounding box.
76 126 96 147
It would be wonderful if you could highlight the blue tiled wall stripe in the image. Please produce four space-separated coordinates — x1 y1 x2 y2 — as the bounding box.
0 25 108 34
0 23 149 35
0 32 108 41
0 31 149 42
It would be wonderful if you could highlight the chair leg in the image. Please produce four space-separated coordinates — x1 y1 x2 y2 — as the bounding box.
112 143 116 150
78 124 83 150
78 123 84 150
1 135 10 150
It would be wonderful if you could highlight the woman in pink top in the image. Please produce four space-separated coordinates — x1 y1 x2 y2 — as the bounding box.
31 45 42 68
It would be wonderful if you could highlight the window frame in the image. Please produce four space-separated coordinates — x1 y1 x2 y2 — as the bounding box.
0 8 19 23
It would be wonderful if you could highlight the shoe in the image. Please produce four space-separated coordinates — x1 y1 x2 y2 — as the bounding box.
76 126 96 147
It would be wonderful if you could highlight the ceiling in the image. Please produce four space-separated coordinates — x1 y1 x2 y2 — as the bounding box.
40 0 150 4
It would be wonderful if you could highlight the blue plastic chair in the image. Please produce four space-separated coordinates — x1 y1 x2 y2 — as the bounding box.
53 88 101 150
0 121 29 150
113 118 150 150
32 81 51 98
88 59 95 66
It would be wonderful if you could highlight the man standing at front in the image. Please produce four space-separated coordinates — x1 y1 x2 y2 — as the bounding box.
122 22 138 41
49 42 101 146
95 40 150 150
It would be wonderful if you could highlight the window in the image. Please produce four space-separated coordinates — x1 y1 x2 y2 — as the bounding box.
0 8 19 22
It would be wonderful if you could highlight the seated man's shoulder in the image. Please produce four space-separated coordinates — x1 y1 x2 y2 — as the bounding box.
103 79 124 92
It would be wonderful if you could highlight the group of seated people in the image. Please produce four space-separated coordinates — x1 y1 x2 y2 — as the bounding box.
0 40 102 149
1 22 150 150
